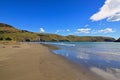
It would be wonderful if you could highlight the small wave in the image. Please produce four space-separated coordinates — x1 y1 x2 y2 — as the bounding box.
90 67 119 80
44 42 76 47
56 43 76 47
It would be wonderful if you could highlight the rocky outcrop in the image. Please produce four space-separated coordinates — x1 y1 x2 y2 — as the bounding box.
115 38 120 42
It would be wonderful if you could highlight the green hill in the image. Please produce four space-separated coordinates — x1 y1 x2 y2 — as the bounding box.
0 23 40 41
0 23 19 33
0 23 116 42
38 34 115 42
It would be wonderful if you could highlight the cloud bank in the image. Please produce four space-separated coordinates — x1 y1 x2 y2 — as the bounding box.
76 28 114 34
98 28 114 33
90 0 120 22
77 28 91 33
56 29 70 33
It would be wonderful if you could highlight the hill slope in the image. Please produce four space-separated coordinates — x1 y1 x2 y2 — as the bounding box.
0 23 19 33
0 23 40 41
38 34 115 42
0 23 116 42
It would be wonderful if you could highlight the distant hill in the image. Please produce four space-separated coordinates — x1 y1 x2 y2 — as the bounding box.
0 23 116 42
38 34 115 42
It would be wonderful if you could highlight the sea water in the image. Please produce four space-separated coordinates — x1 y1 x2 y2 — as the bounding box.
44 42 120 79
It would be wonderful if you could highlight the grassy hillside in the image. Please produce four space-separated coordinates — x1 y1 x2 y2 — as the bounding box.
38 34 115 42
38 34 68 42
0 23 40 41
0 23 116 42
0 23 19 33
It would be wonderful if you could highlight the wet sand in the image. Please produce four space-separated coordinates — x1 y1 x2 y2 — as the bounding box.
0 43 102 80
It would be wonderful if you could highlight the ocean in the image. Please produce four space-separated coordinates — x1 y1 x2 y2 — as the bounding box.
44 42 120 79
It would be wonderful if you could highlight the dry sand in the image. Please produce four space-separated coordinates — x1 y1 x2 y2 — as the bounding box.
0 43 102 80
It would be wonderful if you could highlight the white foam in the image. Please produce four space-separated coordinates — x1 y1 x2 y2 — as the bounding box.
90 67 120 80
57 43 75 46
76 54 89 60
46 42 76 47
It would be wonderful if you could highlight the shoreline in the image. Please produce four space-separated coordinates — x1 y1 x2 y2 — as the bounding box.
0 42 102 80
41 43 105 79
45 42 120 80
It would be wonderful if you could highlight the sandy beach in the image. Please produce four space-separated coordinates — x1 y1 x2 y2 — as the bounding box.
0 42 102 80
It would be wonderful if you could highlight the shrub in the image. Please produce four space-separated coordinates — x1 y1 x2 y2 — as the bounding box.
0 37 3 40
25 39 30 42
5 37 12 41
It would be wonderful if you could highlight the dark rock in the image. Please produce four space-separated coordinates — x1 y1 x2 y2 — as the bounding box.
115 38 120 42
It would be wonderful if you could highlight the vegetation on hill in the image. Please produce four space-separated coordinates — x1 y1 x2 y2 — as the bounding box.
0 23 40 41
0 23 19 33
0 23 116 42
38 34 115 42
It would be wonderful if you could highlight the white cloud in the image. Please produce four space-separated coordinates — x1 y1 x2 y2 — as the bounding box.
91 30 98 34
90 0 120 22
40 28 45 33
107 13 120 21
98 28 114 33
66 29 70 32
77 28 91 33
56 30 59 33
84 24 89 27
56 29 70 33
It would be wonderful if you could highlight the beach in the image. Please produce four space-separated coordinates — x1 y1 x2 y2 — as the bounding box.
0 42 102 80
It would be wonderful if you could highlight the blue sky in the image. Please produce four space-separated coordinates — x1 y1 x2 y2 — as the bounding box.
0 0 120 39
